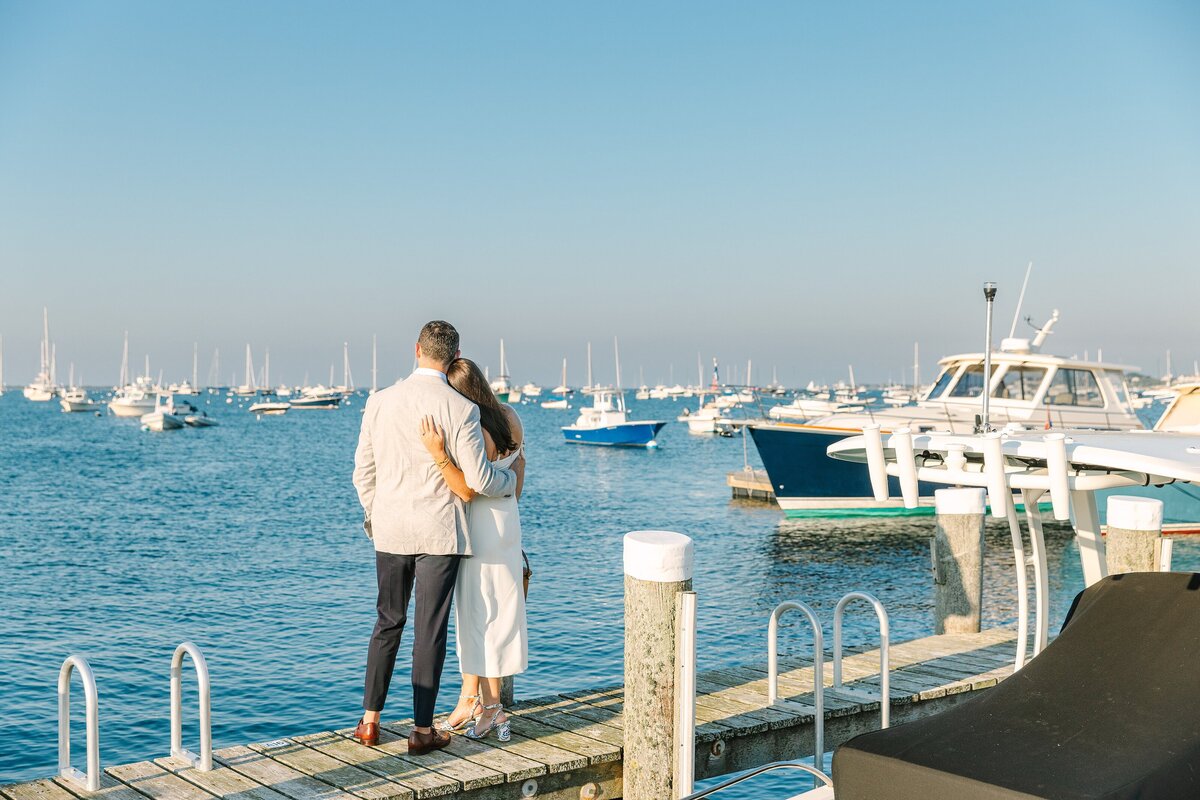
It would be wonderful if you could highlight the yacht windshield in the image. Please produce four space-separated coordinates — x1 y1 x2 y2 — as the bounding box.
993 365 1047 401
926 367 956 399
1108 371 1133 411
1046 368 1105 407
949 364 986 398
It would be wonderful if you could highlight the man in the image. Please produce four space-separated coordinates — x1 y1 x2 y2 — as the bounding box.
351 320 520 754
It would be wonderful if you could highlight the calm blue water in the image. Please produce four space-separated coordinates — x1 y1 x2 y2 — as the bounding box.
1 391 1195 797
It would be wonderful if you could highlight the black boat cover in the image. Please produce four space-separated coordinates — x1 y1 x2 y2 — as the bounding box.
832 572 1200 799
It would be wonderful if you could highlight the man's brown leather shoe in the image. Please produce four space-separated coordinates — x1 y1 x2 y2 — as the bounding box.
407 728 451 755
353 719 379 746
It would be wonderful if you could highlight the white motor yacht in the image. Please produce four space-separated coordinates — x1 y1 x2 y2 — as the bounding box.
751 308 1145 517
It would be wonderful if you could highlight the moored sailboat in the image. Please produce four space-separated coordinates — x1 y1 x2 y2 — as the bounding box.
23 308 56 401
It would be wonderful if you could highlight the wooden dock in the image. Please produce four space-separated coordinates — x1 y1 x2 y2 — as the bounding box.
2 628 1019 800
726 469 775 502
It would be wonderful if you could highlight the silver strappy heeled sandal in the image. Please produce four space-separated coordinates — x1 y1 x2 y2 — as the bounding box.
464 703 510 742
436 693 482 733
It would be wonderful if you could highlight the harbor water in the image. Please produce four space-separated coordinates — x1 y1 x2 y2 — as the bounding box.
1 391 1196 797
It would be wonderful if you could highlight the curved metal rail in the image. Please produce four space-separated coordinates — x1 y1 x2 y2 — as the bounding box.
679 760 833 800
832 591 891 728
768 601 824 769
170 642 213 770
58 655 100 792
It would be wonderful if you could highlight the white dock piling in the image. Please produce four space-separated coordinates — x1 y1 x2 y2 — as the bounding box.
933 488 986 635
1105 496 1165 575
623 530 694 800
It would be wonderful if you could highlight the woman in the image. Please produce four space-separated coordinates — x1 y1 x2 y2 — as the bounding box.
418 357 527 741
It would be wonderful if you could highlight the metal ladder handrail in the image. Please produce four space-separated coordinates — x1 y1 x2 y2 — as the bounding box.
831 591 891 729
768 601 824 769
58 655 100 792
171 642 213 770
679 760 833 800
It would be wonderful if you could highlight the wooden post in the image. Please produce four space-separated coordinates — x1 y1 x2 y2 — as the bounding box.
623 530 694 800
932 488 985 635
1105 496 1164 574
499 676 514 707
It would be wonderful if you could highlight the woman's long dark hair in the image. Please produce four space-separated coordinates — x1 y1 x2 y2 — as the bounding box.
447 358 518 455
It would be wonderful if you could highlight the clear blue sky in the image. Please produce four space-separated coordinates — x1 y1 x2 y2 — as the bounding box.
1 1 1197 387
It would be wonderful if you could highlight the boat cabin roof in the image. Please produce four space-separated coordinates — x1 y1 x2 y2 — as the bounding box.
936 351 1137 372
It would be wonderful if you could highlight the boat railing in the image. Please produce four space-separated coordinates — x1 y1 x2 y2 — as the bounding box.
58 655 100 792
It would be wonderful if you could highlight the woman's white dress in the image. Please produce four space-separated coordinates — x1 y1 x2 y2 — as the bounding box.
455 447 528 677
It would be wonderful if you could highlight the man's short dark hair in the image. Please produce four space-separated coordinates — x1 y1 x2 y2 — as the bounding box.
418 320 460 365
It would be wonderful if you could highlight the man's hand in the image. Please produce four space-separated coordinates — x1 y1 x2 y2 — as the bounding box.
419 415 447 459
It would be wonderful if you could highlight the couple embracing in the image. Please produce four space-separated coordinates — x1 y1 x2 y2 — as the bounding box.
350 320 528 754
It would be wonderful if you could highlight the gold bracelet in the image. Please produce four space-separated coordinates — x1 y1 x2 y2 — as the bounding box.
435 456 451 469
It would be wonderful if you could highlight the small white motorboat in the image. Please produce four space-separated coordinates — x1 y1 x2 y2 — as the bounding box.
141 395 185 431
249 401 290 415
676 392 735 435
59 387 100 413
184 412 219 427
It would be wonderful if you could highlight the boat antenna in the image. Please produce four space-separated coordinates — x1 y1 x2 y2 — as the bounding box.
979 281 998 433
1008 261 1033 339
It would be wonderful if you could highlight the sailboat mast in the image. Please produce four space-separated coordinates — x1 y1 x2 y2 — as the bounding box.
245 344 253 390
50 344 56 387
913 342 920 391
499 339 507 378
41 307 49 377
614 337 622 390
561 357 567 388
192 343 198 387
343 342 353 390
120 332 129 388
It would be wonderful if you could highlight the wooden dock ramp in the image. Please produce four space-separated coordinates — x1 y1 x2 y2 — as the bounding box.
1 628 1018 800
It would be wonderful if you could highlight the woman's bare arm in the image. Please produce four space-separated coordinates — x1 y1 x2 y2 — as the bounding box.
503 406 526 500
419 415 477 502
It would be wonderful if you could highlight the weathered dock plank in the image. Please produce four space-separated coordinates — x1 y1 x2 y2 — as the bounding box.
245 739 426 800
154 755 292 800
213 745 360 800
0 779 77 800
